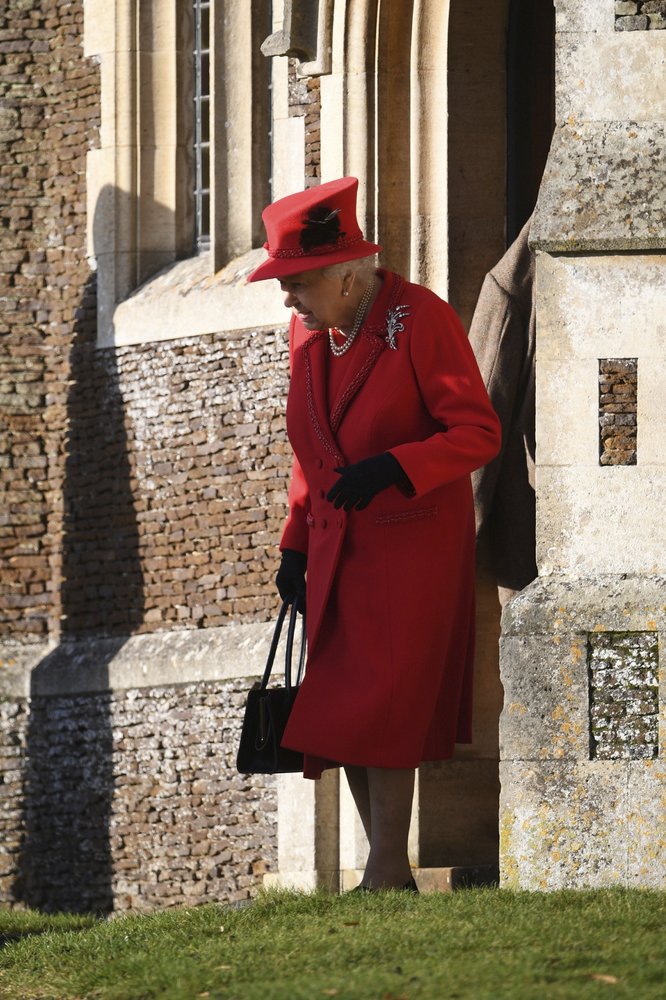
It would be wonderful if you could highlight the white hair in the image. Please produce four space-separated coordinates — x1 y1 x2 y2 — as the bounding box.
322 255 378 284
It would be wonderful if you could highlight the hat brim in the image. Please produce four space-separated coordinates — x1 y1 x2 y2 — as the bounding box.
246 239 382 283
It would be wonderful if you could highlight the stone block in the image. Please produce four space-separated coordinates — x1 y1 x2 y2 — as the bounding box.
500 578 666 889
556 29 666 122
535 252 665 362
502 575 666 641
339 769 369 873
501 760 628 889
112 252 288 346
501 757 666 889
83 0 116 57
536 465 666 575
615 2 640 15
616 14 650 29
532 125 666 251
625 759 666 883
556 0 613 33
499 634 589 761
536 358 598 466
415 760 500 868
274 769 339 889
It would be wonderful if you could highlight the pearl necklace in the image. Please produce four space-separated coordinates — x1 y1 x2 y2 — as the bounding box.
329 280 374 357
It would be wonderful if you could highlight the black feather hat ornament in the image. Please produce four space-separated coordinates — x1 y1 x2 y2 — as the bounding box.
300 205 346 252
247 177 382 283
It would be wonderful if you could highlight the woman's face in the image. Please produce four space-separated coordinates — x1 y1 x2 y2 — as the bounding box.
279 269 349 331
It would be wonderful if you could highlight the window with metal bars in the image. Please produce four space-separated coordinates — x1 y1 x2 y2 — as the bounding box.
193 0 211 252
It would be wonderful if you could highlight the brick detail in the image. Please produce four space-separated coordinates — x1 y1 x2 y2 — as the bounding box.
60 329 291 637
0 0 100 640
588 632 659 760
288 58 321 186
615 1 666 29
1 1 292 644
599 359 637 466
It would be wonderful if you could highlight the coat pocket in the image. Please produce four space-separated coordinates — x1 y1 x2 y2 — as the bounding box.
375 505 438 526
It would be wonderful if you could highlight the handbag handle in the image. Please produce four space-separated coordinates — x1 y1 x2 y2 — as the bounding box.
259 596 306 692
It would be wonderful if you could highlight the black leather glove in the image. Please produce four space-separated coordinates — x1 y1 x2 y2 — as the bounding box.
276 549 307 605
326 453 411 511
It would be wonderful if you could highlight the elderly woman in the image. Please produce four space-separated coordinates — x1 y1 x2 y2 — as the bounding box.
247 177 501 892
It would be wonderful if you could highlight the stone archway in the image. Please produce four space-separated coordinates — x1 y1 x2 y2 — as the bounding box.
270 0 555 890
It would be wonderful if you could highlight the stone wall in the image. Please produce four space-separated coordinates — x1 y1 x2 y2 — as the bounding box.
0 698 29 905
61 328 290 638
288 59 321 187
1 679 276 913
588 632 659 760
1 0 293 646
615 1 666 30
598 359 638 466
499 578 666 890
0 0 99 642
0 0 290 914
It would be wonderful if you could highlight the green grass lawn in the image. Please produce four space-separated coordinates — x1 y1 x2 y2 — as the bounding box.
0 888 664 999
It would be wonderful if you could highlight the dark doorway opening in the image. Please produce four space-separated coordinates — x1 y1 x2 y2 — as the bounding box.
506 0 556 245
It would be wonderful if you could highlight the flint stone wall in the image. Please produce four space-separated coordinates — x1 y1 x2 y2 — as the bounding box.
61 327 290 638
0 0 292 914
1 667 277 913
1 0 294 644
0 0 99 641
588 631 659 759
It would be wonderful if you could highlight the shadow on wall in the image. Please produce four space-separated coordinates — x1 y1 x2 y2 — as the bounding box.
14 186 173 913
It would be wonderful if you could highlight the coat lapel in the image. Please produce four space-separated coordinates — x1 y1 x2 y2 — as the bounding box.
329 329 387 435
300 331 345 465
329 271 406 435
298 271 408 458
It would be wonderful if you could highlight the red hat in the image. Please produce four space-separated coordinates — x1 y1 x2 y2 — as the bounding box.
246 176 382 282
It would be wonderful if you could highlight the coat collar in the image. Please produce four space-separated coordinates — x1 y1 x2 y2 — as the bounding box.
299 271 407 459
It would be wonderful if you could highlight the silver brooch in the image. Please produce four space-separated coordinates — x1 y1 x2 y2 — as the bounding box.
385 305 410 350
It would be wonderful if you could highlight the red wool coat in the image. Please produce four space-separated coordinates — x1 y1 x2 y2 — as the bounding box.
279 270 501 776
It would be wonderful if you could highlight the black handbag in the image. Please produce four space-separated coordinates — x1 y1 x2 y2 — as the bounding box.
236 597 306 774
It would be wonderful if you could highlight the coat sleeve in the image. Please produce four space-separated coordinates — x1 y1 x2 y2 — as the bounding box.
280 316 310 556
388 294 501 498
280 453 310 555
469 272 534 533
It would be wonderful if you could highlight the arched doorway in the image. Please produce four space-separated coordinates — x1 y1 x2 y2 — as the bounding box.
291 0 557 885
407 0 555 874
507 0 556 243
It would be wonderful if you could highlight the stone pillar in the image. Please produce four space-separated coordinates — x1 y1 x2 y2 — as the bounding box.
337 771 369 891
264 770 340 891
499 0 666 889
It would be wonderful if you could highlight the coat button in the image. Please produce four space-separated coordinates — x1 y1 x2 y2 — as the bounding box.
315 458 324 469
320 518 328 529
